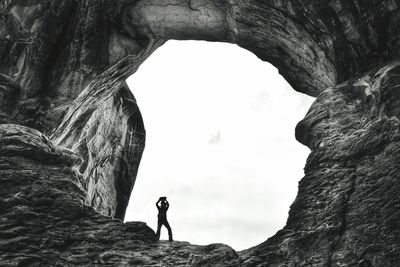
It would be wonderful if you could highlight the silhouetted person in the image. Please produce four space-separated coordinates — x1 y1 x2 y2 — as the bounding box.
155 197 173 241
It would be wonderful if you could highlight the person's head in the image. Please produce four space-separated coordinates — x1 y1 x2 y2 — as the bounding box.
160 200 167 207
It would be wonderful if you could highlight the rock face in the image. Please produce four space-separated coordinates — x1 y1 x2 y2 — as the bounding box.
50 58 147 219
0 124 239 266
240 60 400 266
1 0 400 266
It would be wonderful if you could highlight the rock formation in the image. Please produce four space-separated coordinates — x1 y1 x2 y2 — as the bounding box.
1 0 400 266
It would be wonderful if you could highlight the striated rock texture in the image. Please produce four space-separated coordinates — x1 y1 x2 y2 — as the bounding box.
0 124 239 266
240 60 400 266
50 57 147 219
1 0 400 266
128 0 400 95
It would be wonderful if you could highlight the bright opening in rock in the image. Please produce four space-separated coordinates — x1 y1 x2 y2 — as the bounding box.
125 40 314 250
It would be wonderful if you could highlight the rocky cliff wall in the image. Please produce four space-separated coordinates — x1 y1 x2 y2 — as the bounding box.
241 59 400 266
1 0 400 266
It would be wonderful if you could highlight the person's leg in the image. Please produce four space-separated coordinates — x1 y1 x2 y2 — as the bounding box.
164 220 173 241
155 219 162 240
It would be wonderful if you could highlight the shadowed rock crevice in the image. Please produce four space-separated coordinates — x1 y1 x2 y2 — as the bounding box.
1 0 400 266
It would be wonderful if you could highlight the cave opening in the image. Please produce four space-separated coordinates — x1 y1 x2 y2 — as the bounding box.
124 40 314 250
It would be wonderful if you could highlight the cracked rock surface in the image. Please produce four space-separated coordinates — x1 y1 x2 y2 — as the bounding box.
1 0 400 266
240 60 400 266
0 124 240 266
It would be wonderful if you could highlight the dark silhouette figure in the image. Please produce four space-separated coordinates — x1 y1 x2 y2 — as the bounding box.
155 197 173 241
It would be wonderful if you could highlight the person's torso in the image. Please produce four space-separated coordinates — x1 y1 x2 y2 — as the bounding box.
158 207 168 218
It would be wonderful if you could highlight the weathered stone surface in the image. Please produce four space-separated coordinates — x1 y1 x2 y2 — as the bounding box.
50 57 146 219
0 74 20 123
240 60 400 266
1 0 400 266
128 0 400 95
0 0 163 219
0 124 240 266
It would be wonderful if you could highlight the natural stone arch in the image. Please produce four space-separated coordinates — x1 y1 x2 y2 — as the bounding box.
1 0 400 266
124 40 314 250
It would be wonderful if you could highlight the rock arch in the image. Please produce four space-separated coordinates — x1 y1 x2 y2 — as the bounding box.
1 0 400 265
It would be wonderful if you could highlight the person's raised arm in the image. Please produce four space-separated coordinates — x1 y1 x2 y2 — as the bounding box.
156 198 161 209
165 200 169 210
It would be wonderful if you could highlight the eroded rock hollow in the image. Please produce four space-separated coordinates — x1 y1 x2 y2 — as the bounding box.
1 0 400 265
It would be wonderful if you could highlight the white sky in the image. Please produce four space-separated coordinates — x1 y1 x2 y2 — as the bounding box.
125 40 314 251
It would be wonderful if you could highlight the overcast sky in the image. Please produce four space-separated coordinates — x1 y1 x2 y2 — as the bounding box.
125 40 314 251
